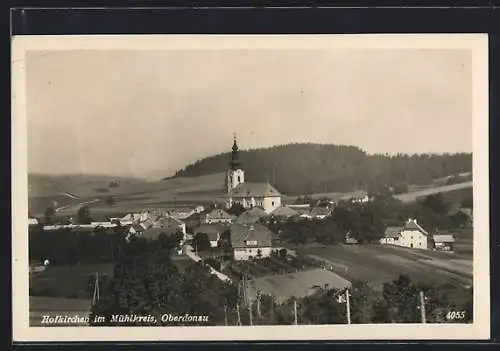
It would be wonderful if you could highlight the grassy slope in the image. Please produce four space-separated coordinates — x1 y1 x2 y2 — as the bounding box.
293 244 472 291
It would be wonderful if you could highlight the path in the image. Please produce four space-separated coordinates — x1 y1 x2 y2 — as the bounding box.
183 245 232 283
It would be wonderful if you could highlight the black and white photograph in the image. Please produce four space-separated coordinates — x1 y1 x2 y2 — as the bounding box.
11 34 490 341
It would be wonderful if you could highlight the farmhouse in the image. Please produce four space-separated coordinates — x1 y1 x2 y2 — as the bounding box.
230 223 273 261
379 218 430 249
226 135 283 214
203 208 235 224
432 232 456 252
194 223 229 248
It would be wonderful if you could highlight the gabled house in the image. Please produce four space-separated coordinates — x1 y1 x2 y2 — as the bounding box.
230 223 273 261
379 218 430 250
203 209 236 224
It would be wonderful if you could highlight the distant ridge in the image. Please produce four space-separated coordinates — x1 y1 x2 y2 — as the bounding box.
172 143 472 196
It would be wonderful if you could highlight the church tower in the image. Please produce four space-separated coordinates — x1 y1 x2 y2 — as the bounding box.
226 134 245 194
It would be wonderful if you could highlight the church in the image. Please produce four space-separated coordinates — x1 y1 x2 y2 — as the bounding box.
225 135 283 214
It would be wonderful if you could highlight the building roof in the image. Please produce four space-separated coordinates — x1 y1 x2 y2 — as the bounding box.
152 216 184 229
403 219 429 235
310 207 331 217
194 223 229 241
236 207 268 224
271 206 298 217
205 209 235 220
384 226 402 238
433 234 455 243
230 223 273 248
230 182 282 198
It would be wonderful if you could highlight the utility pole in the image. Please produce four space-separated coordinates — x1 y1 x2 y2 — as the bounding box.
224 305 228 326
419 291 427 324
92 272 100 306
248 301 253 326
345 289 351 325
236 282 242 326
256 291 262 319
293 300 298 325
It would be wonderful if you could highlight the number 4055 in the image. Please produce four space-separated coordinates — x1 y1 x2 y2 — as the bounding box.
446 311 466 320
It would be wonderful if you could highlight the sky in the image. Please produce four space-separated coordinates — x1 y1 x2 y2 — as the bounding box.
26 48 472 180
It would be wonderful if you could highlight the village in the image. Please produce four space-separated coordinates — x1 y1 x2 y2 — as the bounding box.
28 137 474 326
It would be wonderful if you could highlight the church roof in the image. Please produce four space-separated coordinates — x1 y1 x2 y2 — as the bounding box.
230 182 282 198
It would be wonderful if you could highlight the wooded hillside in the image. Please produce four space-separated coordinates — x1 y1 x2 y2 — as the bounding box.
172 143 472 196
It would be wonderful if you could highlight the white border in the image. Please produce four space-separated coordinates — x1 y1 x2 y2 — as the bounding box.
12 34 490 342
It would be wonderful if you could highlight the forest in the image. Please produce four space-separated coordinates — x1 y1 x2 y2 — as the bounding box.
171 143 472 195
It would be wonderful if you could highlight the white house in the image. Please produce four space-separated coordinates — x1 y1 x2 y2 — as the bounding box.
380 218 430 250
230 223 274 261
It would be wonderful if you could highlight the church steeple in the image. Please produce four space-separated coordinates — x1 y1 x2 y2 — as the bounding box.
229 133 243 170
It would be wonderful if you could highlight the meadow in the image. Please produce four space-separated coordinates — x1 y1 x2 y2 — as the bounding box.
291 244 472 292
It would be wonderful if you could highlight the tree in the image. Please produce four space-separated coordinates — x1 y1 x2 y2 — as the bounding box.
421 193 448 215
44 206 56 225
77 206 92 224
227 203 245 216
381 275 420 323
193 233 211 252
449 211 470 229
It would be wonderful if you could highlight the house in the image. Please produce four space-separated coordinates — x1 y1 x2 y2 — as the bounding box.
310 207 331 219
236 207 268 225
230 223 273 261
344 232 359 244
380 227 402 245
226 135 283 214
168 209 195 220
432 233 456 252
152 216 187 239
379 218 430 249
194 223 230 248
194 206 205 214
28 217 39 226
203 209 235 224
270 206 298 219
296 208 313 220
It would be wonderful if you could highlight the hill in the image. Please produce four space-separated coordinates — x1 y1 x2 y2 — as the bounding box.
172 143 472 196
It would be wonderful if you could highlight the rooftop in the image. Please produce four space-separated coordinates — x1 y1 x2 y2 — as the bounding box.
230 182 282 198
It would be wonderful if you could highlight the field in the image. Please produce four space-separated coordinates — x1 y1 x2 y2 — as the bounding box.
285 180 472 204
292 244 473 292
29 263 115 299
394 181 472 203
31 172 227 218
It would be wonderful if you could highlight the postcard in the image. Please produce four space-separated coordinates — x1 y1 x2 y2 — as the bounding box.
12 34 490 341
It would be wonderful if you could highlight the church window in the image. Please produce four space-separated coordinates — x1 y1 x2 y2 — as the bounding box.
238 176 241 182
272 201 275 206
